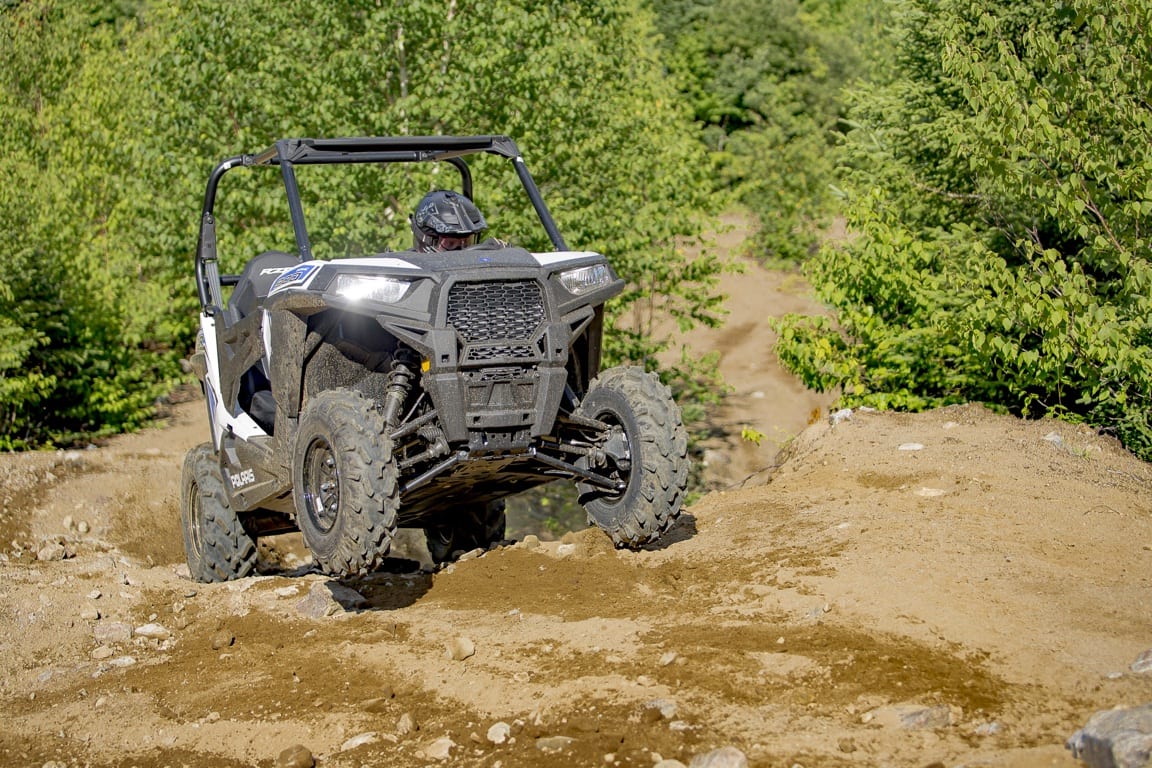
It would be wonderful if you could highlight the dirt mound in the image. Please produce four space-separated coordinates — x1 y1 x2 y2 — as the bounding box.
2 397 1150 768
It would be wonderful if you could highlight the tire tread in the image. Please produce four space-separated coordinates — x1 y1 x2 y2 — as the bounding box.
576 366 689 548
293 390 399 577
180 444 258 583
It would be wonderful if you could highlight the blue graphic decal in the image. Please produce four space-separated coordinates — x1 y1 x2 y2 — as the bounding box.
269 264 320 295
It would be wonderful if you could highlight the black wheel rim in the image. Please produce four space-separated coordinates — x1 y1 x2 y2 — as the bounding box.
302 437 340 534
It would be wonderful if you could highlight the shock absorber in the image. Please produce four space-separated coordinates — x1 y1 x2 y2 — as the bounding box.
399 424 450 470
381 348 420 431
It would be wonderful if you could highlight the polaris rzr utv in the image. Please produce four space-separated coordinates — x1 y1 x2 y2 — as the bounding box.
181 135 689 582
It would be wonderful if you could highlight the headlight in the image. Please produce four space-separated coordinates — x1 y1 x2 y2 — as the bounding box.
330 274 412 303
558 264 613 295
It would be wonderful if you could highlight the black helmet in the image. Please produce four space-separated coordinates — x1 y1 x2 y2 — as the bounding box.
410 190 487 253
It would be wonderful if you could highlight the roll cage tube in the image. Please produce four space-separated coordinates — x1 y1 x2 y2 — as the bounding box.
194 135 568 312
195 154 246 310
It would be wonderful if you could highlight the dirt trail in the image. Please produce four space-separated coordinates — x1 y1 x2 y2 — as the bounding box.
3 223 1152 768
662 213 832 488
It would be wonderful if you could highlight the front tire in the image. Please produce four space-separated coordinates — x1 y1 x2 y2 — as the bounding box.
293 390 399 577
424 501 507 565
180 443 259 582
575 366 689 548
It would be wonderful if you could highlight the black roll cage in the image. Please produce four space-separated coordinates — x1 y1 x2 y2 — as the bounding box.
195 135 568 312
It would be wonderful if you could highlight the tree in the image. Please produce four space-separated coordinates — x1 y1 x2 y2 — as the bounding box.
776 0 1152 460
0 0 723 447
651 0 878 260
0 1 166 448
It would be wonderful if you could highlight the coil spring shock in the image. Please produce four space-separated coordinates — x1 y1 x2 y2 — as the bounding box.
381 348 420 431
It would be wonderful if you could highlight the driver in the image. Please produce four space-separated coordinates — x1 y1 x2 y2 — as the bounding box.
410 189 487 253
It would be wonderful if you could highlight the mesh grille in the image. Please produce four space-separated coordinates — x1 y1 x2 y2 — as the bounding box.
467 345 536 362
447 281 544 343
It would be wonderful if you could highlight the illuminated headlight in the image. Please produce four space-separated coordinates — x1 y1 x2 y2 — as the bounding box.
558 264 613 295
330 274 412 303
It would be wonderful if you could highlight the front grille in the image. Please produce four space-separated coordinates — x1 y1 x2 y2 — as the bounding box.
475 367 521 382
467 345 536 362
463 367 538 408
447 281 544 342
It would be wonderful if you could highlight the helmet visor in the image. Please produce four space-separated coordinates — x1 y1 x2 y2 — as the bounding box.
432 233 479 251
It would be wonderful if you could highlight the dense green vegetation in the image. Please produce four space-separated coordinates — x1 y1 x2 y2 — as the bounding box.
775 0 1152 460
3 0 1151 465
0 0 721 448
651 0 878 260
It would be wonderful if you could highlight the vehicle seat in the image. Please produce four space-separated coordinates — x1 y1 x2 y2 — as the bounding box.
225 250 300 326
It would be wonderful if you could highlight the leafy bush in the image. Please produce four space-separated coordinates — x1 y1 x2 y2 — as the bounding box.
0 4 178 448
776 0 1152 460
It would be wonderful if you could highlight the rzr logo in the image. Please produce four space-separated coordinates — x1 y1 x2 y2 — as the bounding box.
260 266 296 276
229 469 256 489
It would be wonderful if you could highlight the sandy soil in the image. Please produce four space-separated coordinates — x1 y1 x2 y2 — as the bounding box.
2 226 1151 768
660 212 832 490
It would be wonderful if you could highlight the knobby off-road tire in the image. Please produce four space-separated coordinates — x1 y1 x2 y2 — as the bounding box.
293 389 399 577
424 501 507 565
180 443 259 583
575 366 690 548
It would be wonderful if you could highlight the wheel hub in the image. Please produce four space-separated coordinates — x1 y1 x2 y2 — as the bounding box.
588 422 633 497
600 426 632 471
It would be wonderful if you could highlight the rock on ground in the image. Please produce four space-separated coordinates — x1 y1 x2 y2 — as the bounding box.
295 580 367 618
1067 704 1152 768
276 744 314 768
688 746 749 768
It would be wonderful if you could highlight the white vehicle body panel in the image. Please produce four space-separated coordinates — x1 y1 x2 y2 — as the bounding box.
199 313 269 450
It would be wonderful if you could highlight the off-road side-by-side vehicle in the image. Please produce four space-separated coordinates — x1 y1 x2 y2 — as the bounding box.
181 135 690 582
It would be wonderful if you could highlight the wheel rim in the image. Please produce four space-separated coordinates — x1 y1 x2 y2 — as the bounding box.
186 482 205 559
302 437 340 534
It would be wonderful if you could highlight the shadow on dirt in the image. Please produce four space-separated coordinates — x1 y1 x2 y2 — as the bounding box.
253 554 437 613
248 516 701 615
344 557 435 612
644 513 698 550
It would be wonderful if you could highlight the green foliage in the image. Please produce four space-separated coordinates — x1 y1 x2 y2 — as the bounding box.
775 191 986 410
776 0 1152 461
740 425 765 445
0 0 723 448
0 2 175 449
651 0 881 261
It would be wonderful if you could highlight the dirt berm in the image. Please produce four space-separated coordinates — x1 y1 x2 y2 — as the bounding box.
2 393 1151 768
